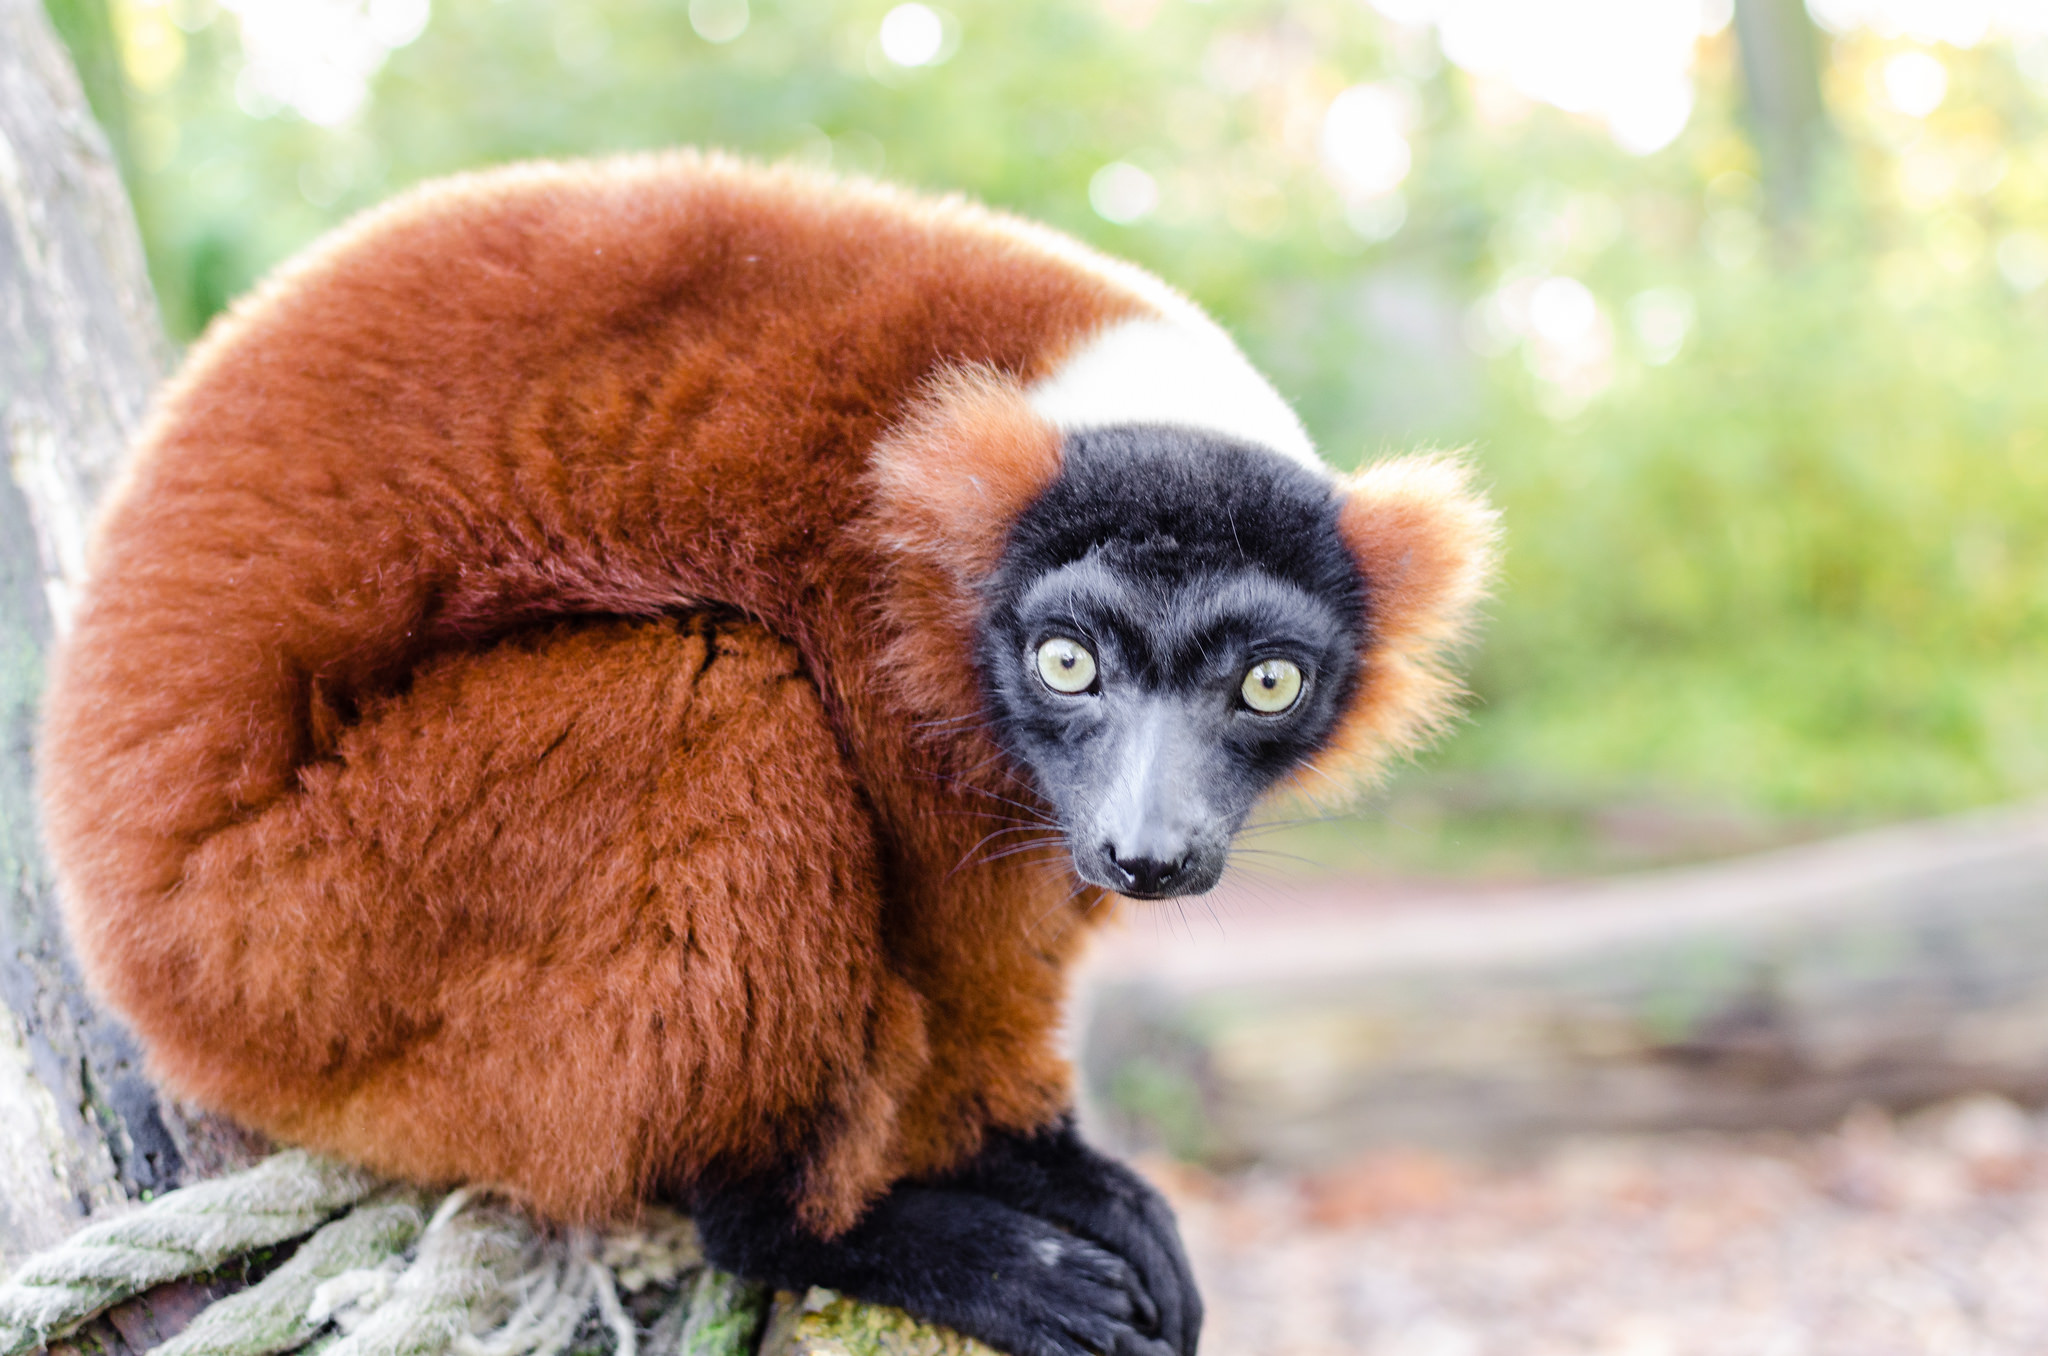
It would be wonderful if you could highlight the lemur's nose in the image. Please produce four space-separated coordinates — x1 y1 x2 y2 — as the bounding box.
1104 846 1193 897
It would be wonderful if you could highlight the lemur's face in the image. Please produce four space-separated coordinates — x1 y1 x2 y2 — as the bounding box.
977 428 1366 899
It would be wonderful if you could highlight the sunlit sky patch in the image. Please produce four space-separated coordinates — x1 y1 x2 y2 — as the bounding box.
1805 0 2048 44
223 0 428 126
1352 0 2048 162
174 0 2048 151
1366 0 1730 155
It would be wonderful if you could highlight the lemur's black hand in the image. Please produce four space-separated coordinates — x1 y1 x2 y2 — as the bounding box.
941 1117 1202 1356
694 1179 1172 1356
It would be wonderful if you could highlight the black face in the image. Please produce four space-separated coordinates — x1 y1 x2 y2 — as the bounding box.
976 426 1367 899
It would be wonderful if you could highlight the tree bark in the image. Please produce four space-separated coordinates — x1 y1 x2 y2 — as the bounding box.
1732 0 1835 230
1 0 256 1276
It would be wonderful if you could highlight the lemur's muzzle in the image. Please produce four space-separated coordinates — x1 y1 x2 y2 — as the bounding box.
1071 697 1232 899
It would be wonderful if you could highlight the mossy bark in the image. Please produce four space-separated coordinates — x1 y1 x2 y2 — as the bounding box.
758 1291 996 1356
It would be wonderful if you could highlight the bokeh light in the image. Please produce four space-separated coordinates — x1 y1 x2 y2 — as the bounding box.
687 0 748 44
1320 84 1414 202
1809 0 2048 44
1627 287 1695 366
1089 161 1158 224
221 0 429 125
878 3 945 67
1366 0 1725 154
1881 50 1949 116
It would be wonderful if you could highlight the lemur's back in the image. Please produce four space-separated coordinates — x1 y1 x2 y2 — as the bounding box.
85 153 1139 662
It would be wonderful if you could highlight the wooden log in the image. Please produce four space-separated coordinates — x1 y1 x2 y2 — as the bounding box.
1077 800 2048 1168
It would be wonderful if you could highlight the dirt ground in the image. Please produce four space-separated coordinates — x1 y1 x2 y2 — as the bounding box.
1149 1094 2048 1356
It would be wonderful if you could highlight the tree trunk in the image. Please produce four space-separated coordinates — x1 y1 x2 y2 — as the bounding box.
1 0 256 1276
1731 0 1835 230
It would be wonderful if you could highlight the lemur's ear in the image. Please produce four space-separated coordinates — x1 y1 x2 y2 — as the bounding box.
866 366 1064 587
1297 454 1500 797
862 367 1065 723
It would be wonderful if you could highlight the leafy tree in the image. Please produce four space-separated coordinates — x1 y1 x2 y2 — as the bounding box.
53 0 2048 849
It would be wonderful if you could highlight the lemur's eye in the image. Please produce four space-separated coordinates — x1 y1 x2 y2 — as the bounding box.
1035 637 1098 694
1241 659 1303 713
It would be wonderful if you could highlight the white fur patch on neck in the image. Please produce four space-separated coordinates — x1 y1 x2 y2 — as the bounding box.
1026 316 1325 475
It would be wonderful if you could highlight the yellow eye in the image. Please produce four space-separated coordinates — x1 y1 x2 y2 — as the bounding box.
1241 659 1303 713
1035 637 1098 694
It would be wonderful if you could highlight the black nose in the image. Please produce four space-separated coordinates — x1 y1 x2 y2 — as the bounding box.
1105 846 1192 897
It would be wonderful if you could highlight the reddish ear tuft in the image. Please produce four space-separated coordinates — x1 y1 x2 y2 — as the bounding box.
861 367 1065 726
867 367 1066 588
1292 454 1499 798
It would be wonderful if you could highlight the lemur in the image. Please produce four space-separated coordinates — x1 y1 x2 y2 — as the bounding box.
39 154 1495 1356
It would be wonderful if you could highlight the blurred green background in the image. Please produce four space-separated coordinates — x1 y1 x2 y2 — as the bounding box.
45 0 2048 876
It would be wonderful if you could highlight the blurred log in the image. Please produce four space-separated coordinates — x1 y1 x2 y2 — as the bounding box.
1 0 259 1275
1078 800 2048 1168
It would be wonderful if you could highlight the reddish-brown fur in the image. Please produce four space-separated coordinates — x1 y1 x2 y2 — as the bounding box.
39 153 1492 1234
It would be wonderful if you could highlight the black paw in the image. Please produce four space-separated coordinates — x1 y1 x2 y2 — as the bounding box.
696 1182 1171 1356
942 1120 1202 1356
885 1190 1172 1356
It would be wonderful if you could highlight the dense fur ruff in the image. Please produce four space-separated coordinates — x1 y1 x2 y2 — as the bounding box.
40 153 1494 1355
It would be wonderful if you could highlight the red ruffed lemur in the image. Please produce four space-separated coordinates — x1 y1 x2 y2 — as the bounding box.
39 155 1495 1356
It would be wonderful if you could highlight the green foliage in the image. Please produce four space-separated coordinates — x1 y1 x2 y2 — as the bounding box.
56 0 2048 832
1465 251 2048 813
